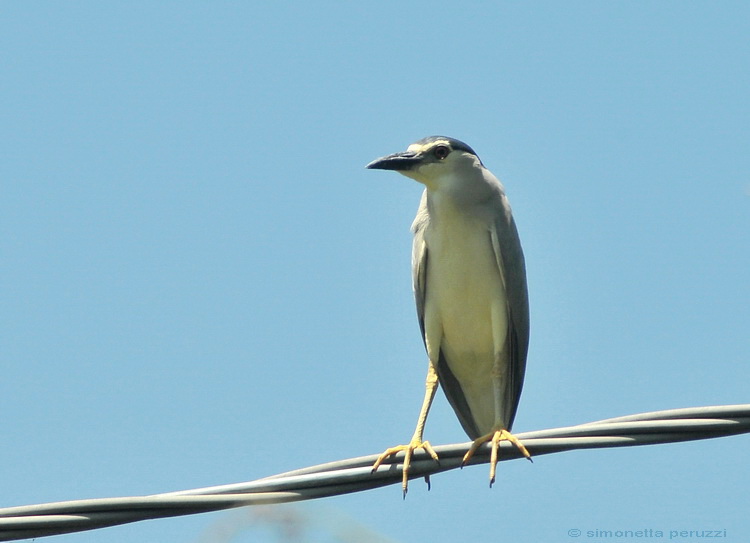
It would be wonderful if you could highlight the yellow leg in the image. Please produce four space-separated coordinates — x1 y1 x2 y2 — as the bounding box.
372 363 440 496
460 331 533 486
462 428 531 486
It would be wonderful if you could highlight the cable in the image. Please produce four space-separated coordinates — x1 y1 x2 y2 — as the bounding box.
0 404 748 541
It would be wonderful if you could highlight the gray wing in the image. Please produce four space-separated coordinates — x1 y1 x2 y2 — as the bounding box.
411 192 430 342
489 194 530 431
411 193 484 439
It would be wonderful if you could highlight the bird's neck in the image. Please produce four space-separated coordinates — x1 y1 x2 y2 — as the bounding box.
424 172 496 215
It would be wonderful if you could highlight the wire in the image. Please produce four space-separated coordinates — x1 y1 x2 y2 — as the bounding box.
1 404 748 541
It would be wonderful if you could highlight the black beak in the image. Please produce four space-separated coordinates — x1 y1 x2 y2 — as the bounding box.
366 151 422 171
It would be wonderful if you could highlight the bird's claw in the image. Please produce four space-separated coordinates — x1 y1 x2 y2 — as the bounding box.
461 428 531 486
372 439 439 496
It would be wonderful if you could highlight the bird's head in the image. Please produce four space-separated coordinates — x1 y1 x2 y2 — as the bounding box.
366 136 485 192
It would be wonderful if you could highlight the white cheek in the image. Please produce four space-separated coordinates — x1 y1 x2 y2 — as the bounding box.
400 169 430 186
398 167 429 185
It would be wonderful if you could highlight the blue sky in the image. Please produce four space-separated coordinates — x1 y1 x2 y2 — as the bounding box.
1 2 749 542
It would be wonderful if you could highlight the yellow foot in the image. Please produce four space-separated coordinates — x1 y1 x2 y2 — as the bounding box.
461 428 532 486
371 439 439 497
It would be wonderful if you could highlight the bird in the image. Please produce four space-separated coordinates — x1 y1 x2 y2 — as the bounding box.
366 136 531 495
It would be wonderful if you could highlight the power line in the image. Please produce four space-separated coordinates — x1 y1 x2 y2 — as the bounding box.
1 404 748 541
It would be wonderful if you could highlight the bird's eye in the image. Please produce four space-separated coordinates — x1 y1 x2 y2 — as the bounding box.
434 145 450 159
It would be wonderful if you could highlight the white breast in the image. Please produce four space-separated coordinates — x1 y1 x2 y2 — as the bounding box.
422 193 508 433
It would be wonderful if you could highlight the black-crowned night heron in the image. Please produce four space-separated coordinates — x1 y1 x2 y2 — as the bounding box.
366 136 531 495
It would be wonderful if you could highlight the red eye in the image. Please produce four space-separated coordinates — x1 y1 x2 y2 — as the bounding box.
434 145 450 159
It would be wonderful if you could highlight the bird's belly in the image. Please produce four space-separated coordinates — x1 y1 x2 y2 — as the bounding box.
424 223 508 432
